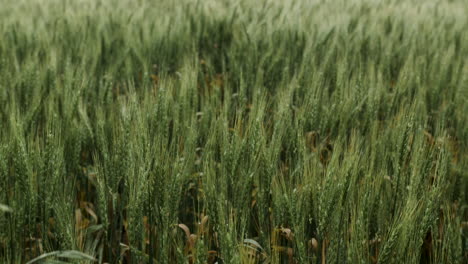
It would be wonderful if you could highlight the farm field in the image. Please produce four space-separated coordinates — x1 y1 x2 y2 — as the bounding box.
0 0 467 263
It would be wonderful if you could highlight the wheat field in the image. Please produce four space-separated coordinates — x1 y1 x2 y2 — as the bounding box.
0 0 467 263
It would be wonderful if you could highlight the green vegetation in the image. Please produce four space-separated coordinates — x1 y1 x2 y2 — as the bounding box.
0 0 467 263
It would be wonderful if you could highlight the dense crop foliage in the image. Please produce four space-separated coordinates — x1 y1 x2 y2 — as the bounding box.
0 0 467 263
